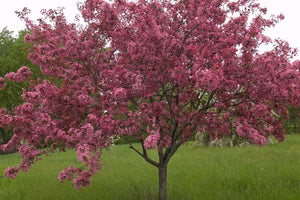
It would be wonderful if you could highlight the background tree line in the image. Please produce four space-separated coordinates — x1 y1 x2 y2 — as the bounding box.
0 27 39 149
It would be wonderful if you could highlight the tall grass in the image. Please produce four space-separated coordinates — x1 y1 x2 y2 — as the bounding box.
0 135 300 200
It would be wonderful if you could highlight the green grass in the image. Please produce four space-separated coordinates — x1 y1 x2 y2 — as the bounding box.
1 135 300 200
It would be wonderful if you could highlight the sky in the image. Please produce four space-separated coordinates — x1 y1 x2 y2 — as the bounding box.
0 0 300 59
0 0 83 32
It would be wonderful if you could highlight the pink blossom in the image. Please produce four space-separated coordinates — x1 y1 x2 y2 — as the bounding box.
20 103 34 114
18 145 41 160
144 133 160 149
87 114 99 125
77 94 92 105
59 167 93 190
236 119 267 146
22 91 40 101
159 135 172 149
73 171 92 190
1 135 19 152
5 72 17 81
113 88 127 99
76 144 91 162
5 66 31 82
0 77 6 90
4 167 19 178
58 166 75 183
0 114 12 125
24 34 31 44
17 66 32 78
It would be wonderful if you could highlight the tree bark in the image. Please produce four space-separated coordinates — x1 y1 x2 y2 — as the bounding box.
158 165 167 200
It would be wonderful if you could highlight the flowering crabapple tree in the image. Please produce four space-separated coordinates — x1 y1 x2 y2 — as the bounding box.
0 0 300 199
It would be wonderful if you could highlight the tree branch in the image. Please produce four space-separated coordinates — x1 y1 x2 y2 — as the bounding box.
178 24 199 56
164 139 182 164
128 140 159 167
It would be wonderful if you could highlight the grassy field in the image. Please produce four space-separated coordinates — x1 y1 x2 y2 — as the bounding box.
0 135 300 200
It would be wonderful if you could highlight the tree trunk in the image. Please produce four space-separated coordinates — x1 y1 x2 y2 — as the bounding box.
158 165 167 200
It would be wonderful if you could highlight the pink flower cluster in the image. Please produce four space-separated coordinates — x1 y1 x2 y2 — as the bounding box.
18 145 41 171
14 103 35 115
236 119 267 146
18 145 41 161
0 113 12 127
58 166 93 190
4 167 19 178
76 144 91 162
77 94 92 105
144 133 160 149
2 144 41 178
159 135 172 150
21 103 35 114
113 87 127 99
195 69 221 92
0 77 6 90
73 171 92 190
5 66 32 82
58 166 75 182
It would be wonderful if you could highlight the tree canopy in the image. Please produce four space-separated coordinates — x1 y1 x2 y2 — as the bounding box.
0 0 299 199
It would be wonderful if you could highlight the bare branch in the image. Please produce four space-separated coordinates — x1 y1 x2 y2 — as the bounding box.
127 140 159 167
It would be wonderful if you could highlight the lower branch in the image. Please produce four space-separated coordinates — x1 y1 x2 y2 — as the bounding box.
128 141 159 167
